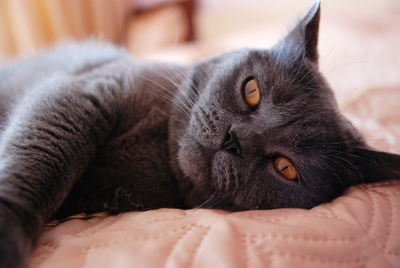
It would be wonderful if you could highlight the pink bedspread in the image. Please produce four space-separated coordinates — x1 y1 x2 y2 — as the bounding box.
28 86 400 267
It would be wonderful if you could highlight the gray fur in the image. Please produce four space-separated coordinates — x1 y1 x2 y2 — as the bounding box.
0 3 399 267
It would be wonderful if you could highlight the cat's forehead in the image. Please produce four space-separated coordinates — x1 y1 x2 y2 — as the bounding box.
210 48 306 83
216 49 271 69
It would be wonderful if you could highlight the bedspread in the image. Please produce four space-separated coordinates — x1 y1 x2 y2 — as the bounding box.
30 181 400 268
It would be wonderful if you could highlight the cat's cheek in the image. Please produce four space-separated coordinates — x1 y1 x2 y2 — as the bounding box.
177 135 211 187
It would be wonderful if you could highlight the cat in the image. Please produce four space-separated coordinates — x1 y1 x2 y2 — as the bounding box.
0 1 399 267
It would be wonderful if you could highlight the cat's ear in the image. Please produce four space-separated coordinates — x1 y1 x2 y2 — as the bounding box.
273 0 321 63
353 148 400 183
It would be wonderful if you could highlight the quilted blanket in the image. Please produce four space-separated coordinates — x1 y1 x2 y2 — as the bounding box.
30 181 400 268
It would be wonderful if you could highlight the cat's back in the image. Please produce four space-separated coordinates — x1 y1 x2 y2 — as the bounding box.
0 41 126 87
0 41 127 125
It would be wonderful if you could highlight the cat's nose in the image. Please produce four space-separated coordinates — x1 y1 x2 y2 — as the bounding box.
221 130 242 157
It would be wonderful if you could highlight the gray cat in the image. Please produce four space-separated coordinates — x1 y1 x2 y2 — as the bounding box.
0 2 399 267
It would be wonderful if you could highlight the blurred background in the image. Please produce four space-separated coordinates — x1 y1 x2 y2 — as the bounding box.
0 0 399 106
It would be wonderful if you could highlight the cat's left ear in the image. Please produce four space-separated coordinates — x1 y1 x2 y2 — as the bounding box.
352 148 400 183
274 0 321 63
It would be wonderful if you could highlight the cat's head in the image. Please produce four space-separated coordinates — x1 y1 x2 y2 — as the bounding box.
169 1 400 210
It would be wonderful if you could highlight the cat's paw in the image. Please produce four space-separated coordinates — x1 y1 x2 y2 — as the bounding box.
0 205 33 268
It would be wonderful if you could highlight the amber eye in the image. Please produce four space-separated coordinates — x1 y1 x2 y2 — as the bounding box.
273 157 298 180
243 79 260 108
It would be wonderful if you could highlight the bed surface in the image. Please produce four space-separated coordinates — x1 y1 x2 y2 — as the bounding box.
30 182 400 268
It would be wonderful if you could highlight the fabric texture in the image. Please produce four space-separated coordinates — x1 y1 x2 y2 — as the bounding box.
30 182 400 268
29 86 400 268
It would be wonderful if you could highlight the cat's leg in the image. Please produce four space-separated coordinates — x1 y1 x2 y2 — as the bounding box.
0 74 122 268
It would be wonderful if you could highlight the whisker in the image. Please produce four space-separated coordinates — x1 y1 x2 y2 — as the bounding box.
146 65 198 110
152 107 187 125
318 155 348 187
140 76 192 118
322 152 364 182
142 88 190 118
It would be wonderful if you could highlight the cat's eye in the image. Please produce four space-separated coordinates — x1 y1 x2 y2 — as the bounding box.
242 78 260 108
273 157 298 180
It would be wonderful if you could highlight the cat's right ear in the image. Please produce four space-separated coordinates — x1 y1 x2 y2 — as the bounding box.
272 0 321 63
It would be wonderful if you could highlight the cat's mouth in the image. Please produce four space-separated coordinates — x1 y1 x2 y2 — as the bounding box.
177 133 247 205
211 151 242 192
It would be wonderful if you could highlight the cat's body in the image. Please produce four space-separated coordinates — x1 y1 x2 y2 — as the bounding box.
0 42 188 217
0 2 399 267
